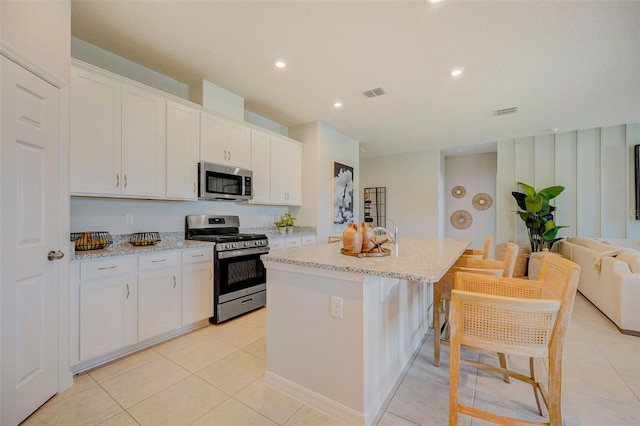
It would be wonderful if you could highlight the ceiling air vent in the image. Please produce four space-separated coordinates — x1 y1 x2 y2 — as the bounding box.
363 87 386 98
494 106 518 116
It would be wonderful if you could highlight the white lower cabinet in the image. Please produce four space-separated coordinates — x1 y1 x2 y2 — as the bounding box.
269 235 316 251
285 236 301 249
138 251 181 341
302 235 317 247
77 257 137 362
181 248 214 325
72 246 214 370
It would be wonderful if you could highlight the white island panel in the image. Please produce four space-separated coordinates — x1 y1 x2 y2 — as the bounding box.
262 237 470 425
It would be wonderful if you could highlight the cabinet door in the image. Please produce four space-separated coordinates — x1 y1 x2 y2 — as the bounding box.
70 67 121 195
182 262 213 325
200 112 227 164
121 84 167 198
271 137 302 206
138 267 181 341
79 274 137 361
226 121 251 169
167 101 199 199
250 130 271 204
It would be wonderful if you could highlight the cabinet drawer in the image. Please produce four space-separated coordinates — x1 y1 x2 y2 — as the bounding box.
301 235 316 247
182 247 213 264
139 251 180 271
285 237 301 249
80 257 136 280
269 238 285 251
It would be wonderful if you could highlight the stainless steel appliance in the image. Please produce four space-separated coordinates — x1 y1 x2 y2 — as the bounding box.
185 215 268 323
198 161 253 201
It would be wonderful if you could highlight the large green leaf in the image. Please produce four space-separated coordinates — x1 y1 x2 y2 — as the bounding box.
525 215 543 231
518 182 536 197
524 194 542 213
539 186 565 200
512 192 527 210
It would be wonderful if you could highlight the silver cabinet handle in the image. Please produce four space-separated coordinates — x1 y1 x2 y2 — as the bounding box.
193 182 196 193
192 254 204 258
116 173 120 188
173 275 176 288
209 268 212 280
47 250 65 261
224 150 228 160
97 265 117 270
228 150 231 160
124 174 128 188
151 259 166 263
126 284 130 299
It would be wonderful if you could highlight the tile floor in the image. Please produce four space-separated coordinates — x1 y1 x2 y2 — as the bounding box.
23 293 639 426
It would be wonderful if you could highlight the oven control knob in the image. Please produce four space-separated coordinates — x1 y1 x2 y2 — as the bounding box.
245 242 250 247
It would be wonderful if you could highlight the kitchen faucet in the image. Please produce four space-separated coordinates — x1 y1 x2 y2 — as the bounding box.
373 219 398 244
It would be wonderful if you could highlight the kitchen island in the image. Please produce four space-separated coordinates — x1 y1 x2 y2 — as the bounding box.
261 236 470 425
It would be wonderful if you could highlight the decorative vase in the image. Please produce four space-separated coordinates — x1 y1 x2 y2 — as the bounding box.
342 223 362 253
278 227 286 235
361 222 375 252
286 226 294 235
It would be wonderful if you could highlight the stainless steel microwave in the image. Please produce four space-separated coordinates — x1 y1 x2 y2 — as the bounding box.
198 162 253 201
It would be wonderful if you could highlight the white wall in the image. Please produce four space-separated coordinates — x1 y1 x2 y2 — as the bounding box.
2 1 71 84
71 198 287 234
360 150 440 237
497 123 640 246
444 152 497 248
71 37 189 99
289 121 360 243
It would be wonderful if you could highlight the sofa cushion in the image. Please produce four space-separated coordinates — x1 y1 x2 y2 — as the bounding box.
598 238 640 251
567 237 616 252
615 251 640 273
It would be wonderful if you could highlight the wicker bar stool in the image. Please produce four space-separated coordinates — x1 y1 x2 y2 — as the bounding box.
448 255 581 426
460 235 494 259
433 242 519 366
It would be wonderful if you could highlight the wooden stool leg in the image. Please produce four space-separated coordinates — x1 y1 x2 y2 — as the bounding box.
449 329 460 426
498 352 511 384
529 357 543 416
433 280 442 366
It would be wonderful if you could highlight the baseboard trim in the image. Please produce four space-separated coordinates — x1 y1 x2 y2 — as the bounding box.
265 371 365 426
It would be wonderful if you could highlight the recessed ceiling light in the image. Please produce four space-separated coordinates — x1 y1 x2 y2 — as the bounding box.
334 102 343 108
430 0 443 3
273 59 287 69
450 68 464 77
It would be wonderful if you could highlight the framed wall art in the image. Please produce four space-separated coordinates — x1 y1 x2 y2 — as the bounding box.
333 162 354 224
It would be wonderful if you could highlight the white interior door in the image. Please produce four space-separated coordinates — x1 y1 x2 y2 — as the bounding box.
1 56 62 426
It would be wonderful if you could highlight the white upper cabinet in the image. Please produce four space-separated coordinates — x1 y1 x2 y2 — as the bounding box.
70 66 166 198
270 136 302 206
200 111 251 169
121 84 166 198
166 101 199 200
70 67 122 195
250 129 271 204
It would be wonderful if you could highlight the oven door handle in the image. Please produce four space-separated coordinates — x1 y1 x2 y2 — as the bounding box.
217 247 270 259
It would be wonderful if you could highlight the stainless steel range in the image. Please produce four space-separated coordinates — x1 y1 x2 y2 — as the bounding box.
185 215 269 324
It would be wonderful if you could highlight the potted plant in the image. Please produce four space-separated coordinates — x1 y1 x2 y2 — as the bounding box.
275 213 296 235
511 182 567 253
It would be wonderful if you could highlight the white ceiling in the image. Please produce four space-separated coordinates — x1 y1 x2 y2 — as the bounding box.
71 1 640 158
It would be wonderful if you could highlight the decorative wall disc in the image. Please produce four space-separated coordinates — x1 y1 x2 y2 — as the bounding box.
450 210 473 230
451 185 466 198
472 193 493 210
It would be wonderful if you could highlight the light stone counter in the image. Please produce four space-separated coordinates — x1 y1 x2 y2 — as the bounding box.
70 232 214 261
262 236 470 425
261 236 471 283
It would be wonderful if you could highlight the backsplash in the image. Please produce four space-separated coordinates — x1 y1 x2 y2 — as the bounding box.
71 197 294 234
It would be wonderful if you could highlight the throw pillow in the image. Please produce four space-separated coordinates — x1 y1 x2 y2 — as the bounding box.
615 251 640 273
567 237 615 253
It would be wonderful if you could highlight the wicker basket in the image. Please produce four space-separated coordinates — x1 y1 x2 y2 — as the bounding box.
130 232 161 246
71 231 113 251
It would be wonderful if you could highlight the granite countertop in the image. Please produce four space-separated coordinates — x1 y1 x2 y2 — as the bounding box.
70 232 214 261
261 236 471 283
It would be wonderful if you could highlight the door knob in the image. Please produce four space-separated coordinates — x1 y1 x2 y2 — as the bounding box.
47 250 65 261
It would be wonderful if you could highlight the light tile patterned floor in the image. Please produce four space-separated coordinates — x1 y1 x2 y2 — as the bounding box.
23 293 639 425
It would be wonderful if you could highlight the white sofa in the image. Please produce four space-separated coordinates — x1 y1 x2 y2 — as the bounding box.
556 237 640 335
